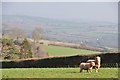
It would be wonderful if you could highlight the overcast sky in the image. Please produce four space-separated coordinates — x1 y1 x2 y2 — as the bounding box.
2 2 118 23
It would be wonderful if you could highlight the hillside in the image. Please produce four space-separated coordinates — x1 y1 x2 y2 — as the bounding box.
47 45 99 57
2 15 118 49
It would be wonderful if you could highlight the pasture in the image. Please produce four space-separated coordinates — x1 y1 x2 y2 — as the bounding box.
1 68 118 78
47 45 100 57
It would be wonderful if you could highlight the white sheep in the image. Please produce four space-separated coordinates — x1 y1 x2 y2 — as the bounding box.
86 59 96 68
95 56 101 72
87 60 95 63
80 62 95 73
86 56 101 72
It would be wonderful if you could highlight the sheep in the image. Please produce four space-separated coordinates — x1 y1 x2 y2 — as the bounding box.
95 56 101 72
86 59 96 69
87 60 95 63
86 56 101 72
80 62 95 73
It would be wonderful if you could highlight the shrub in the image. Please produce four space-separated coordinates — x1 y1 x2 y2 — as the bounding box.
2 38 20 59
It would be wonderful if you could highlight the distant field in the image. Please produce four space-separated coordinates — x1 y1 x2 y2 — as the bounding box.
1 68 118 78
47 45 100 57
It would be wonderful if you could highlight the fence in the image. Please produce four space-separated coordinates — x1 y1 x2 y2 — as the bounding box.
101 63 119 68
57 63 120 68
1 61 120 68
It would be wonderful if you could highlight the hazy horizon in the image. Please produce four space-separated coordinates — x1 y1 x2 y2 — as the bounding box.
2 2 118 48
2 2 118 23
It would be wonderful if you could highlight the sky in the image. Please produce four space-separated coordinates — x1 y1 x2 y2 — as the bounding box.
2 2 118 23
1 0 119 2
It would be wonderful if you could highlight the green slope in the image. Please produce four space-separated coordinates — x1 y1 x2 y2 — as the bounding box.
47 45 100 57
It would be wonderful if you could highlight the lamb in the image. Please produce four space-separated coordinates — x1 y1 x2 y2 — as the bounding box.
79 62 95 73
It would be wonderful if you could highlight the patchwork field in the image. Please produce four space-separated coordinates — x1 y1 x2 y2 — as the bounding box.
1 68 118 78
47 45 100 57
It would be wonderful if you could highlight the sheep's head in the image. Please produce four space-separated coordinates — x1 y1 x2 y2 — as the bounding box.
96 56 100 60
95 56 101 63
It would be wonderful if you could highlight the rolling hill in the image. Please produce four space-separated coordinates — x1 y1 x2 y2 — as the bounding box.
2 15 118 49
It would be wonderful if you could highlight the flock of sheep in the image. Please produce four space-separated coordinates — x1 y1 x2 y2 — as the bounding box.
80 56 101 73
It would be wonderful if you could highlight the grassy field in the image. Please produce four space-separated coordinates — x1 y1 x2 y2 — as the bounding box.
47 45 100 57
1 68 118 78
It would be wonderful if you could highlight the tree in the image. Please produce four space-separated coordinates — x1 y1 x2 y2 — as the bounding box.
32 27 44 43
9 28 26 40
21 38 32 58
31 27 48 58
31 43 48 58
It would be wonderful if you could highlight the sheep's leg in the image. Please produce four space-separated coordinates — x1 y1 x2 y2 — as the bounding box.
90 69 92 72
95 68 97 72
95 68 98 72
96 70 98 72
80 69 82 73
95 66 99 72
95 67 97 72
88 69 92 73
87 69 89 73
91 69 92 72
97 67 100 72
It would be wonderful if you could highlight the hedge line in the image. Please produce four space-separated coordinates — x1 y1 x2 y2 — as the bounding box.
1 53 120 68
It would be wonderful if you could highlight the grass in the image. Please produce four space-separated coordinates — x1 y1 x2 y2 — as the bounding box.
47 45 100 57
1 68 118 78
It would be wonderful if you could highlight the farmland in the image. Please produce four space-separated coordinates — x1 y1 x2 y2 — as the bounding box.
1 68 118 78
47 45 100 57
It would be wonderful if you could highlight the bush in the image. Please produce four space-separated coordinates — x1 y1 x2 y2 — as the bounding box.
1 53 119 68
2 39 20 59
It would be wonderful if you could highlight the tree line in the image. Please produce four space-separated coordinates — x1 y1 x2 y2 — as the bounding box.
1 26 48 60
